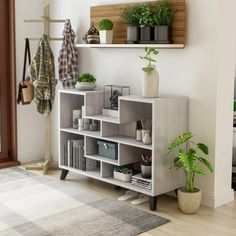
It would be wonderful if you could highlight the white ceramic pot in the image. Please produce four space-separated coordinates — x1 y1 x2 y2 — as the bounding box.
75 82 96 91
178 188 202 214
99 30 113 44
143 66 159 98
114 171 132 182
142 130 152 145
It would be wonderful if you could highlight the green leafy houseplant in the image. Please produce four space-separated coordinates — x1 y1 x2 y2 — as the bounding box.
138 3 155 27
154 0 174 26
139 47 159 74
114 167 132 174
76 73 96 83
122 5 142 26
166 132 213 193
99 19 114 30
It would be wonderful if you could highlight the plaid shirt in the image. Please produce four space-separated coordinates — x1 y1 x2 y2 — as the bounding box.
29 35 57 115
58 19 78 89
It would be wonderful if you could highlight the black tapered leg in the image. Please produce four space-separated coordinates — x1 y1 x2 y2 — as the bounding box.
174 189 178 196
149 196 157 211
114 185 121 190
60 169 69 180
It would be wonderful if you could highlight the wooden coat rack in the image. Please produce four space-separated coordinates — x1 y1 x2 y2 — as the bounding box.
25 1 65 174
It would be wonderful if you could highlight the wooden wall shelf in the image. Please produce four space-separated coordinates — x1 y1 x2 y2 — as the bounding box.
76 44 185 49
90 0 186 44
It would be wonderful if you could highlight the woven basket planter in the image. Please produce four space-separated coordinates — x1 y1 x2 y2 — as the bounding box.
143 66 159 97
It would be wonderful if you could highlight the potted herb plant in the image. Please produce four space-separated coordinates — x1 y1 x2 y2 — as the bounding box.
139 47 159 97
122 5 141 43
154 0 174 43
75 73 97 91
166 132 213 214
138 3 155 42
141 153 152 178
98 19 114 44
114 167 133 182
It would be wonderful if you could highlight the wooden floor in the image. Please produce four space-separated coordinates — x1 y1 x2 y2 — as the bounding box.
23 166 236 236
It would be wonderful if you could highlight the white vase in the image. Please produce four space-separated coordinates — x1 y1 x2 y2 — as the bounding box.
99 30 113 44
75 82 96 91
143 66 159 97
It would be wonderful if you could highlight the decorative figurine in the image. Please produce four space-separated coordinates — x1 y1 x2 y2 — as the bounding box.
83 23 100 44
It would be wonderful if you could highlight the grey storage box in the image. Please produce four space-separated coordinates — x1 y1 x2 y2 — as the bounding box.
97 140 118 160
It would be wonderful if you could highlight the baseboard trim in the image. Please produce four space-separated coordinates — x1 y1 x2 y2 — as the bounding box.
0 161 20 169
201 189 234 208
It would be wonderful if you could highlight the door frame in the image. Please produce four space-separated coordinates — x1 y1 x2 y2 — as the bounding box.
0 0 19 168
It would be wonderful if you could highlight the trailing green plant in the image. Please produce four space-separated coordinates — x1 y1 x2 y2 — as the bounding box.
76 73 96 83
139 47 159 74
114 167 132 174
99 19 114 30
138 3 155 27
154 0 174 26
141 153 152 166
166 132 213 193
122 5 142 26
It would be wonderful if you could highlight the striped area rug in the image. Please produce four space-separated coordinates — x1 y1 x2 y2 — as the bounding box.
0 167 170 236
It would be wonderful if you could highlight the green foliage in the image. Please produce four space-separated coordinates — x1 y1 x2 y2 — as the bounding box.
138 3 155 27
139 47 159 74
166 132 213 193
122 5 142 26
76 73 96 83
154 0 174 26
114 167 132 174
99 19 114 30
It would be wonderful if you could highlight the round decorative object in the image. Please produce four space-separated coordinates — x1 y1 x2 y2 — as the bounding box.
75 82 96 91
143 66 159 98
178 188 202 214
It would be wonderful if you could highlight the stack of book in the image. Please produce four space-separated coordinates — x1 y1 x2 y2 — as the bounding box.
62 139 85 170
131 174 152 190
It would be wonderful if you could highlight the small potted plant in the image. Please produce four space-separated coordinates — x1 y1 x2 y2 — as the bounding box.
122 5 141 43
139 47 159 97
138 3 155 42
98 19 114 44
166 132 213 214
141 153 152 179
154 0 174 43
75 73 97 91
114 167 133 182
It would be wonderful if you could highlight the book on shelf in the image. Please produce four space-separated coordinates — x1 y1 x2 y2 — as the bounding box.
131 173 152 190
63 139 84 169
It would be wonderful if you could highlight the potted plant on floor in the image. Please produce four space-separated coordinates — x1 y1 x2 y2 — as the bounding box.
138 3 155 42
139 47 159 97
166 132 213 214
154 0 174 43
114 167 133 182
141 153 152 178
99 19 114 44
122 5 141 43
75 73 97 91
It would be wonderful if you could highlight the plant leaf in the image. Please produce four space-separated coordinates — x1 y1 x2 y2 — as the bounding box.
197 157 214 172
197 143 209 155
166 132 192 155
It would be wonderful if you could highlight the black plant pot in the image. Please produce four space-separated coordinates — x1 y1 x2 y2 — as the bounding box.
127 26 140 43
140 27 154 42
154 26 171 43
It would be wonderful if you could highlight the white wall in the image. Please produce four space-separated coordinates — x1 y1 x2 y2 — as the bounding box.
15 0 236 207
